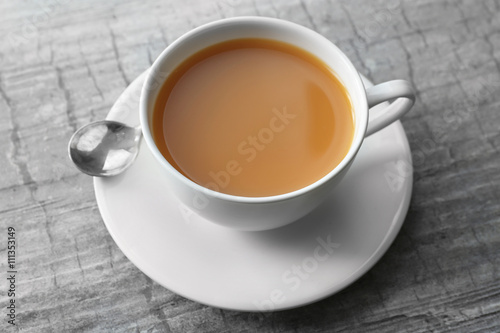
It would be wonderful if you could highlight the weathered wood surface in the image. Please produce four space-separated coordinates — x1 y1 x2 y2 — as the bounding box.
0 0 499 332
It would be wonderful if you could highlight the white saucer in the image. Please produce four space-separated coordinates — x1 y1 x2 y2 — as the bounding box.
94 71 413 312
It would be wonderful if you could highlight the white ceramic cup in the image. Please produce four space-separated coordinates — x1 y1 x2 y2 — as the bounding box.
140 16 415 231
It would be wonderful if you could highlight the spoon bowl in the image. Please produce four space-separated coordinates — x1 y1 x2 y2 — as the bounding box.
68 120 142 177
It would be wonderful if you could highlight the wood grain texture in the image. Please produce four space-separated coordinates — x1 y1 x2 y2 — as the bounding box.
0 0 499 332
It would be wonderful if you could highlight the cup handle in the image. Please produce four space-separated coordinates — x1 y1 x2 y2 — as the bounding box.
365 80 415 136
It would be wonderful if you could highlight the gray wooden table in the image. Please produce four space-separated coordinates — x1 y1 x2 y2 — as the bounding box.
1 0 499 332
